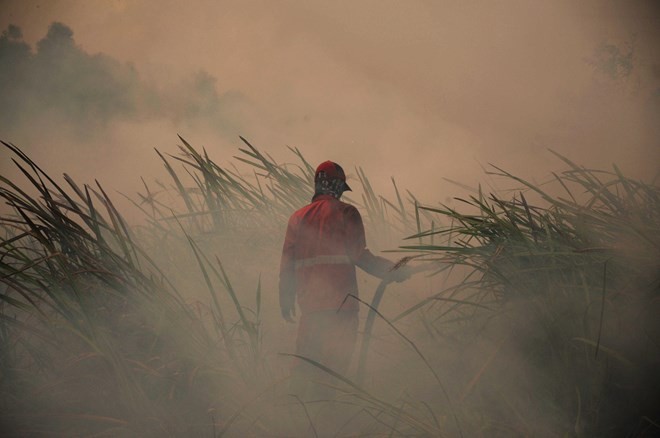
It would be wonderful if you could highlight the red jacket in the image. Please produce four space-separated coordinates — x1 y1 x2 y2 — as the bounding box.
279 194 393 313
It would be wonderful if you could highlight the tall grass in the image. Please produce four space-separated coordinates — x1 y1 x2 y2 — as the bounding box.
0 140 265 435
0 137 425 436
1 138 658 437
399 152 659 435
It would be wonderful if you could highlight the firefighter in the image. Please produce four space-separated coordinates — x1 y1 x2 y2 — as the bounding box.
279 160 411 399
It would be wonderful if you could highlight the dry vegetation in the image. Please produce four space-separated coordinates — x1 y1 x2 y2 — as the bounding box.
1 137 658 437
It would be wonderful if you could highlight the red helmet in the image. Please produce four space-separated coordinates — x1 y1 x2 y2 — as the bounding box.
315 161 352 191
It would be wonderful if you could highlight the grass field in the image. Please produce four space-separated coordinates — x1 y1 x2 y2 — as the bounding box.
1 137 658 437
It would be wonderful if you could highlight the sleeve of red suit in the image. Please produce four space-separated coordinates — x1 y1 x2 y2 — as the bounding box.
344 206 395 278
279 215 297 313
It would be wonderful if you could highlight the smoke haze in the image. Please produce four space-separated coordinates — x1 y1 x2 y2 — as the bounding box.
1 0 658 200
0 1 659 436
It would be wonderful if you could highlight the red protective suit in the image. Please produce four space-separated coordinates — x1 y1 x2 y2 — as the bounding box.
279 194 393 391
279 194 393 314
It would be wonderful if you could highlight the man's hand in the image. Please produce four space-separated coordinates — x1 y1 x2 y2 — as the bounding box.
280 287 296 323
281 305 296 323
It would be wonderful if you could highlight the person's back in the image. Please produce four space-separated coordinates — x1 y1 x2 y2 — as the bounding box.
281 193 371 313
279 160 410 400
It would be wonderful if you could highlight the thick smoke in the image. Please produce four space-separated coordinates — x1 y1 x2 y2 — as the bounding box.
0 22 247 139
0 21 253 200
0 6 658 434
2 2 658 205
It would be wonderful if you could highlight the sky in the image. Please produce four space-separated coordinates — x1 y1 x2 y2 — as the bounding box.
1 0 658 208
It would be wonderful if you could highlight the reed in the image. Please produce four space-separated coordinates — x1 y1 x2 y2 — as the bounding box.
1 138 657 436
398 152 659 435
